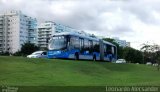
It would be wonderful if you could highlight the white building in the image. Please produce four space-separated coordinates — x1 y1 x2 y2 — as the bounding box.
113 37 130 47
0 10 37 53
37 21 54 49
37 21 81 49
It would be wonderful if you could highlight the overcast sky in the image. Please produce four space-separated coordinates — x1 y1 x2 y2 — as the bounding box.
0 0 160 49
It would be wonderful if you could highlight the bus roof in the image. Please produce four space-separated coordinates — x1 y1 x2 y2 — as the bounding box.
103 40 116 47
52 32 116 47
53 32 99 41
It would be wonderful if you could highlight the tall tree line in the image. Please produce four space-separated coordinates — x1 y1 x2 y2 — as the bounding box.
104 38 160 71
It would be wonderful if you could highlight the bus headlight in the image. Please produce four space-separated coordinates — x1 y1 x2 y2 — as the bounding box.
56 51 61 54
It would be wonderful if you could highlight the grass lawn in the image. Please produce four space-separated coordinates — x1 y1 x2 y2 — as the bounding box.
0 56 160 87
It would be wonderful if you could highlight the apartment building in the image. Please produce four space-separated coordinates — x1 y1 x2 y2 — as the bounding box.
0 16 4 52
0 10 37 53
37 21 54 49
113 37 130 47
37 21 79 49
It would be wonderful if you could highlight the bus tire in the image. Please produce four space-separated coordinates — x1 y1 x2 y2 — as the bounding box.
93 55 96 61
74 53 79 60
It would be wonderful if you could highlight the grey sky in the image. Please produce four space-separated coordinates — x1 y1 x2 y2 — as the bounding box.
0 0 160 49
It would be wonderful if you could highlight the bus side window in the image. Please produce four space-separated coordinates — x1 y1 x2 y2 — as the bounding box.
93 41 99 52
113 46 116 58
104 45 107 56
106 44 112 54
84 39 90 52
89 40 93 53
75 37 80 49
68 36 74 50
80 38 84 50
67 36 70 50
70 36 80 49
111 46 114 55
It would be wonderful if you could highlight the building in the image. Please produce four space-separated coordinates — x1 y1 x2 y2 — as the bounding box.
113 37 130 47
0 10 37 53
126 42 130 47
37 21 54 49
37 21 81 49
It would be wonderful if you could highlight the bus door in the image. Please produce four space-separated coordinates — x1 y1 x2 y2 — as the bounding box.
80 39 90 55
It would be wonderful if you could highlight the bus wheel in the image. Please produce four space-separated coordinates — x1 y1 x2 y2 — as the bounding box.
93 55 96 61
74 53 79 60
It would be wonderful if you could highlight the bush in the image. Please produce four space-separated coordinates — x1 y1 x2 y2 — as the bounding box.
13 51 22 56
13 42 40 56
0 51 10 56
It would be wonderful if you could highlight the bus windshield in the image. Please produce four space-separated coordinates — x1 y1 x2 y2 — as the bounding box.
48 36 67 50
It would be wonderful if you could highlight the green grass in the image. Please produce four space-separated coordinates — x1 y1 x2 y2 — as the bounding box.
0 56 160 86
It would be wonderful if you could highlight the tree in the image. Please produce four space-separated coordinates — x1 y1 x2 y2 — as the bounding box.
153 45 160 71
141 43 160 71
0 51 10 56
123 47 143 63
141 43 158 63
13 42 40 56
134 50 143 63
141 43 154 64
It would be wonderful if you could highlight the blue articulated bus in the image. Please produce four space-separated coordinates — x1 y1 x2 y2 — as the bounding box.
47 32 117 62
